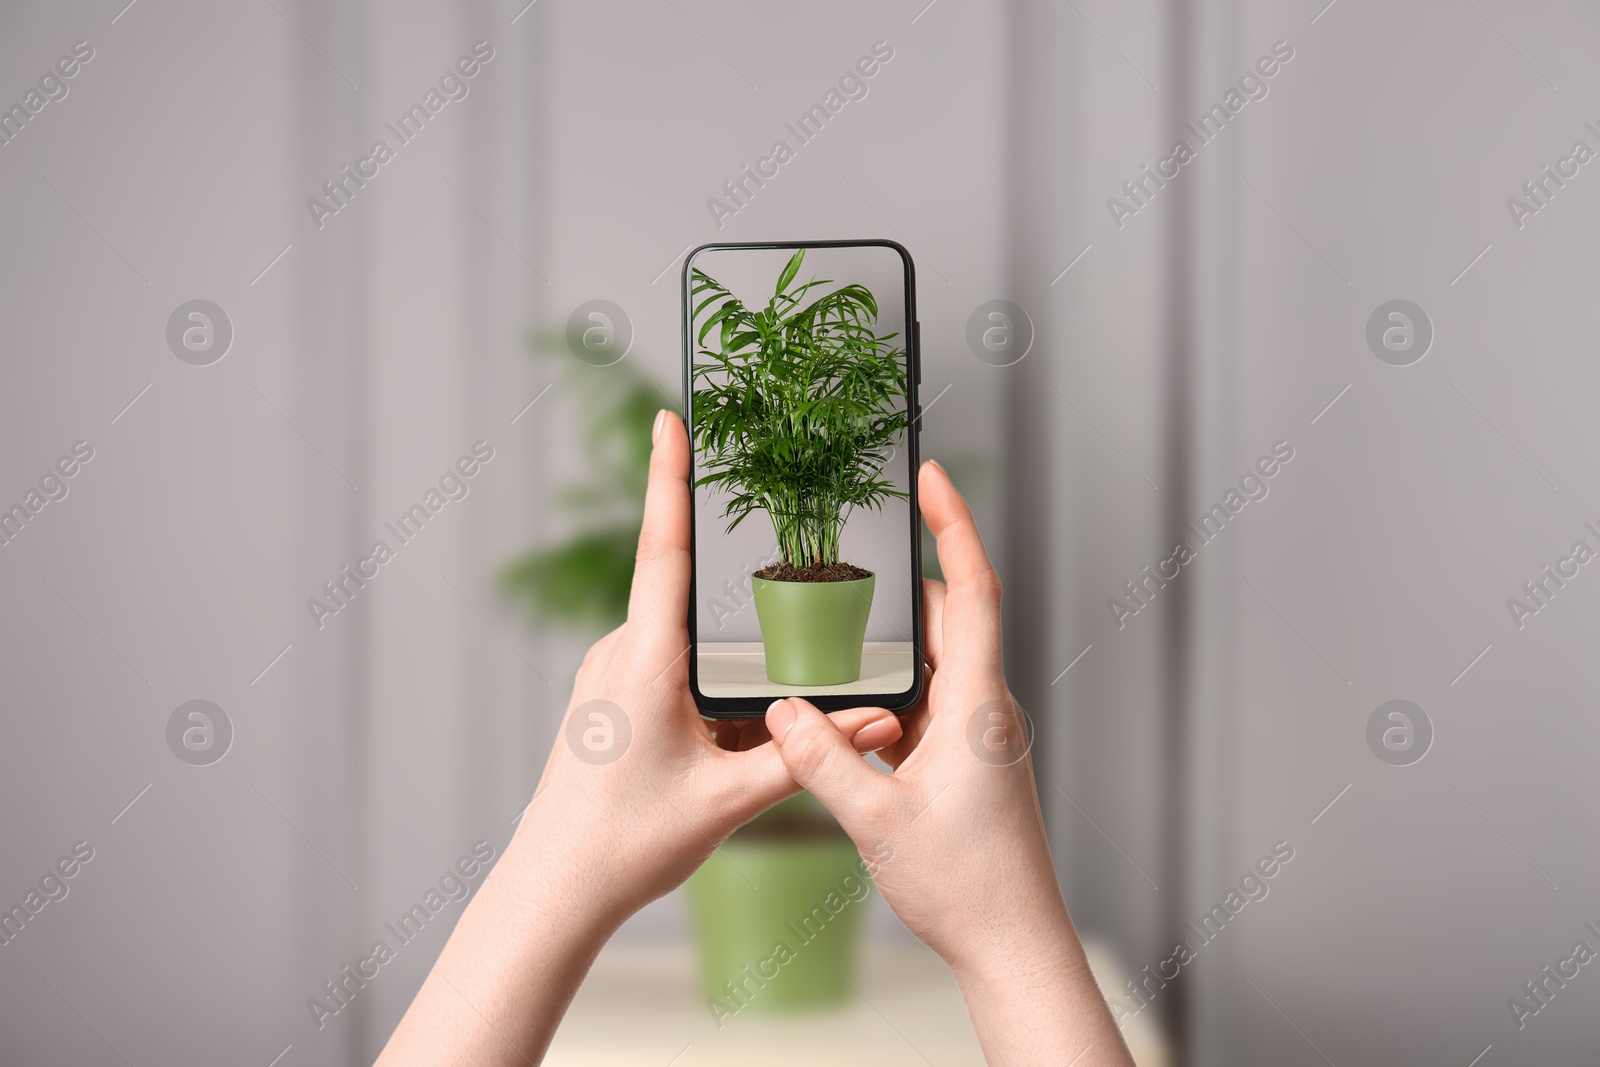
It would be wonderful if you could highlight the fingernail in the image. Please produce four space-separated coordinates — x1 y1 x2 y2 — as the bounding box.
766 698 796 740
652 409 667 443
851 718 898 753
923 458 944 474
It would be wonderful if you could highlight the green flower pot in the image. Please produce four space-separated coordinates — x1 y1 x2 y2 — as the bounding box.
686 835 869 1018
750 575 875 686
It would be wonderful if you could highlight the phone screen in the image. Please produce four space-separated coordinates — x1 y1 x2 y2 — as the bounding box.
683 241 923 717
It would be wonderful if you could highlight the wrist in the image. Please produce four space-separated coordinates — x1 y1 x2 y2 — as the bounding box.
944 907 1129 1066
488 819 632 951
423 830 620 1020
944 890 1087 994
923 841 1076 972
377 820 625 1065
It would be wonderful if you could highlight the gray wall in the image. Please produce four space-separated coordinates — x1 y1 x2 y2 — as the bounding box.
0 2 549 1064
1015 0 1600 1064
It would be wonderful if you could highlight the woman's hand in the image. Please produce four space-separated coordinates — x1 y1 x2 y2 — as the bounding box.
519 410 903 925
763 460 1134 1067
375 411 902 1067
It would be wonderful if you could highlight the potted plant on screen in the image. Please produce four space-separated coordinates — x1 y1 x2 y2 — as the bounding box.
691 249 908 685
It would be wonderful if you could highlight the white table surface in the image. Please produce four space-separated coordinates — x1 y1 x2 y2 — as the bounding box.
697 641 917 699
544 938 1170 1066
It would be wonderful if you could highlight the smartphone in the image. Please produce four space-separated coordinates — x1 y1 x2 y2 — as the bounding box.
682 239 925 719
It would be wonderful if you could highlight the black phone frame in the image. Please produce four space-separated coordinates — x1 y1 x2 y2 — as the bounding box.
682 238 925 719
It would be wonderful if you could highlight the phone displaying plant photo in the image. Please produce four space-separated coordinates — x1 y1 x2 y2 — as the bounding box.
683 241 923 716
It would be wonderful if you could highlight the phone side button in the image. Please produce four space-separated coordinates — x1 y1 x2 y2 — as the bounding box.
914 320 922 383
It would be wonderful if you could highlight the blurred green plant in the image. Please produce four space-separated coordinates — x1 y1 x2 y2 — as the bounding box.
498 330 667 633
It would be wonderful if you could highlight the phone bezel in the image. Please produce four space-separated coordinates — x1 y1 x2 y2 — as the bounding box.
682 238 925 719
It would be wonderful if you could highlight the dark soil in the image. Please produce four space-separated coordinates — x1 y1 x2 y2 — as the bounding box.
755 561 873 583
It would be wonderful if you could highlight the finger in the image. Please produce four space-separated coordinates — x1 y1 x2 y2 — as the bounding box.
877 672 933 770
919 459 998 594
918 460 1002 678
920 578 947 672
707 719 741 751
707 718 775 752
824 705 905 754
765 698 893 824
624 411 692 651
709 735 803 826
709 705 905 759
736 718 772 751
714 707 904 831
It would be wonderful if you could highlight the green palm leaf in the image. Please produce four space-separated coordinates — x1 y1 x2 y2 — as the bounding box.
690 249 908 570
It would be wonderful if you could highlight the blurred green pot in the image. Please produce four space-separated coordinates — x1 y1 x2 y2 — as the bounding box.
687 798 868 1016
751 575 874 685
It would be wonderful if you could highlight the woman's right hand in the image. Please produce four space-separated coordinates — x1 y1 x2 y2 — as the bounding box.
764 460 1134 1066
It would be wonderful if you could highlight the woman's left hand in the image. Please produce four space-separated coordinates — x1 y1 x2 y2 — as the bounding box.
517 409 903 926
375 410 902 1067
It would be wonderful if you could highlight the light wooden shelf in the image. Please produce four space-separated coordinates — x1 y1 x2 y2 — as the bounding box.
545 938 1170 1066
697 641 916 699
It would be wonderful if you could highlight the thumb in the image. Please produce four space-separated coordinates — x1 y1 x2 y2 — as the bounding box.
766 698 893 824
